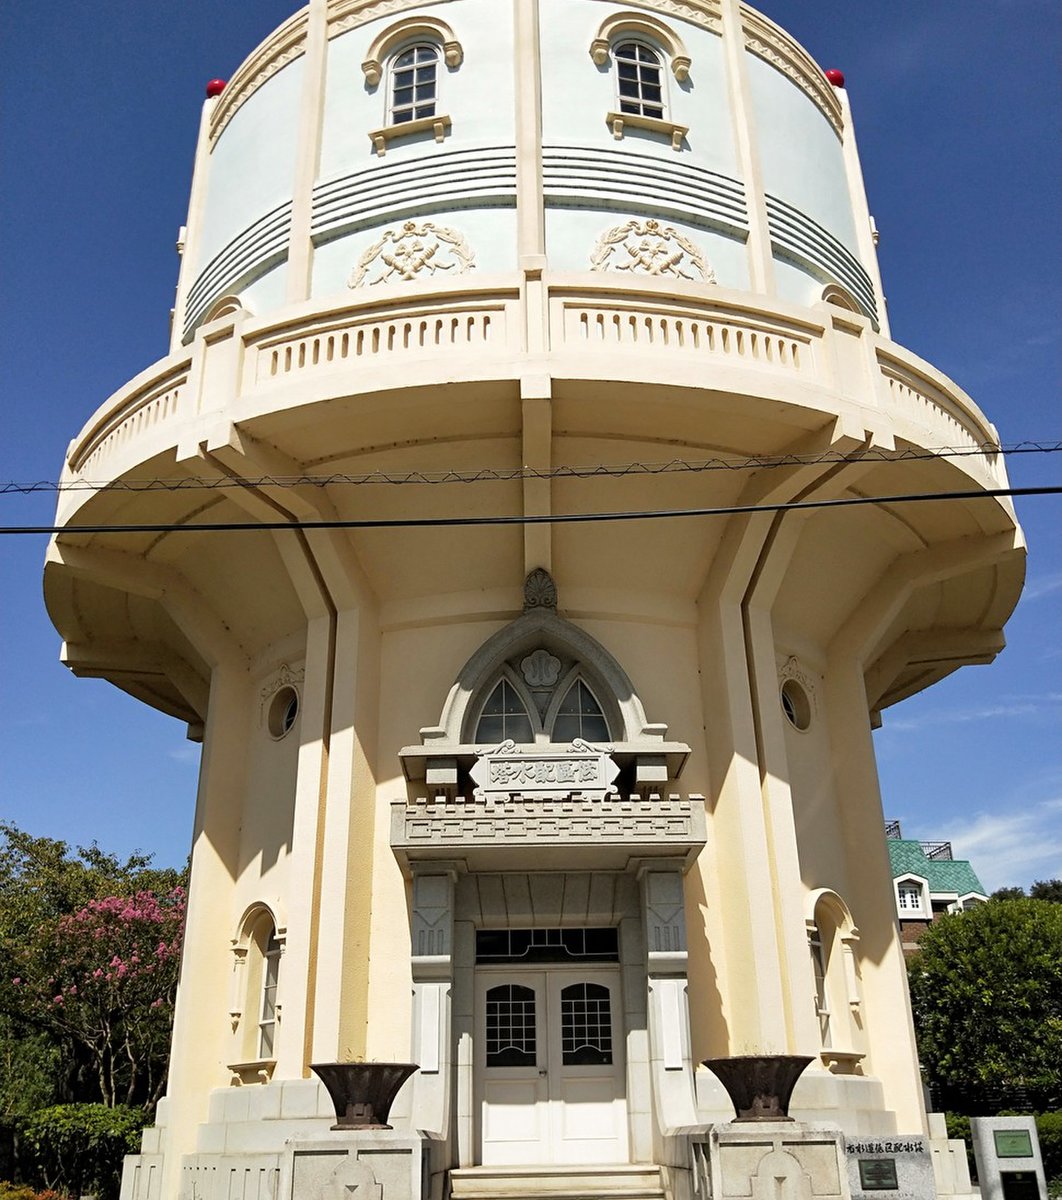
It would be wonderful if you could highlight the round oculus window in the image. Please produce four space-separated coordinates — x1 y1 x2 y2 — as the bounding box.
267 686 299 738
780 678 811 731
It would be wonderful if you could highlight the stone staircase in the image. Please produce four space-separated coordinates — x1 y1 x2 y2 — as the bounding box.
449 1164 667 1200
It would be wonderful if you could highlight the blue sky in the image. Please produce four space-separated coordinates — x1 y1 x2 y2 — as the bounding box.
1 2 1059 889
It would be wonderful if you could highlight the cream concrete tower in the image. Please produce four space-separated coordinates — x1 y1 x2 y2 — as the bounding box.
45 2 1024 1199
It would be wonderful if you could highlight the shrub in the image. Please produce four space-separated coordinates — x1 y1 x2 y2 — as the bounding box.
0 1185 62 1200
944 1113 975 1180
19 1104 145 1200
1038 1112 1062 1187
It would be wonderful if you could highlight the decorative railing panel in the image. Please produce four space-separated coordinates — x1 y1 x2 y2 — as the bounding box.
69 366 190 477
557 296 815 376
252 300 512 383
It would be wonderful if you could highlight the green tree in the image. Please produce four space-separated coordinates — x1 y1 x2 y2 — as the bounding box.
0 824 187 1115
1030 879 1062 904
991 885 1026 901
908 899 1062 1090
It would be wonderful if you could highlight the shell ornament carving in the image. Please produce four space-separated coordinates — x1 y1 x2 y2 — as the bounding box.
348 220 475 288
523 568 558 612
590 218 716 283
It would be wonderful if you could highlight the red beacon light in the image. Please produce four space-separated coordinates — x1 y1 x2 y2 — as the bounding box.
205 79 227 98
825 68 846 88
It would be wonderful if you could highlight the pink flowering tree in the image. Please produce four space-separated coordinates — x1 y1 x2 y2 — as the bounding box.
11 887 185 1108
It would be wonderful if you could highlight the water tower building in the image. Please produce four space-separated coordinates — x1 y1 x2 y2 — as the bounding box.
44 1 1024 1198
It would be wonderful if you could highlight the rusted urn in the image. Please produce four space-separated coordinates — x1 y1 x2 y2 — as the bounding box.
702 1055 814 1122
310 1062 419 1130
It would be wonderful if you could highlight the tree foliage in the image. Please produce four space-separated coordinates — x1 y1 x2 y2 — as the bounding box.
0 824 187 1114
1031 879 1062 904
18 1105 145 1200
908 899 1062 1090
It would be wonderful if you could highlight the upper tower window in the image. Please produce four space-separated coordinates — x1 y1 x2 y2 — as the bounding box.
614 42 665 120
362 16 463 155
590 15 691 152
389 43 439 125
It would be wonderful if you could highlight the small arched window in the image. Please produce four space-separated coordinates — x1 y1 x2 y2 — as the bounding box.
551 680 609 744
475 678 534 744
807 891 864 1064
389 43 440 125
257 925 281 1058
614 41 665 120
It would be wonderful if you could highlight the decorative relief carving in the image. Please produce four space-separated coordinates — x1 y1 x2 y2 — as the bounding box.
523 567 558 611
348 221 475 288
470 742 620 798
259 664 305 704
643 870 688 954
520 649 562 689
396 796 705 848
591 219 716 283
778 655 817 705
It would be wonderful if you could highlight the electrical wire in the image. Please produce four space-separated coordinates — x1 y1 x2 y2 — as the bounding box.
3 485 1058 537
2 441 1060 497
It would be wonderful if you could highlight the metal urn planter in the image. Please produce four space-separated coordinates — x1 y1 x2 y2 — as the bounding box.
702 1054 814 1122
310 1062 419 1130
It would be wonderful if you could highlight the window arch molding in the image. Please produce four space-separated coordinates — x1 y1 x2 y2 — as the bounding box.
228 902 286 1080
361 16 463 86
804 888 864 1064
425 609 656 747
589 12 691 81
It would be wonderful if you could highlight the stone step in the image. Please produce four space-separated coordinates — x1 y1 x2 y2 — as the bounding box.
449 1163 667 1200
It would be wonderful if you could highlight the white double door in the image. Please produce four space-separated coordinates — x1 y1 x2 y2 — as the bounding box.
475 967 629 1165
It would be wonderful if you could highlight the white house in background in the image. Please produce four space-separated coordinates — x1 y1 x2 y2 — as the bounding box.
885 822 989 955
43 1 1023 1198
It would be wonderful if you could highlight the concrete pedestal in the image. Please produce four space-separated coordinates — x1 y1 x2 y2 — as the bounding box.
709 1122 851 1200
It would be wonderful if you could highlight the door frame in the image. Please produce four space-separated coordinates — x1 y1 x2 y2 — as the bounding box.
474 963 630 1165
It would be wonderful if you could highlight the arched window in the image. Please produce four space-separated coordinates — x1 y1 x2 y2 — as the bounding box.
614 41 665 120
472 665 613 747
475 678 534 744
257 925 281 1058
389 43 439 125
806 891 864 1067
551 680 609 743
229 906 285 1079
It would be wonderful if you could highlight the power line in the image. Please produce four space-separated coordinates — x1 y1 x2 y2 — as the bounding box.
4 485 1058 537
2 441 1060 497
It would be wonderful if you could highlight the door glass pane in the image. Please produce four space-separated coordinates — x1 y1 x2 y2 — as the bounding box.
561 982 613 1066
485 984 537 1067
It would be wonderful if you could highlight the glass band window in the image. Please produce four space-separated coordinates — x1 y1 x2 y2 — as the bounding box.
390 44 439 125
614 42 665 120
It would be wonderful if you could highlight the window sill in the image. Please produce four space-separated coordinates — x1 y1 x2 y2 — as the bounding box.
369 113 452 156
820 1049 864 1074
228 1058 277 1086
605 110 687 151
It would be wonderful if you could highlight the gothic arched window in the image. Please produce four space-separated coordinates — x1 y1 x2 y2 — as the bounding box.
475 678 534 744
551 680 609 743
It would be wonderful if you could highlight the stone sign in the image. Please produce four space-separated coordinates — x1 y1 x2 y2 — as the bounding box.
469 739 620 798
845 1136 935 1200
971 1117 1048 1200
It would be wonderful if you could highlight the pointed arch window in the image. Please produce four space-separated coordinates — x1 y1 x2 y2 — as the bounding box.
551 680 610 744
475 678 534 744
